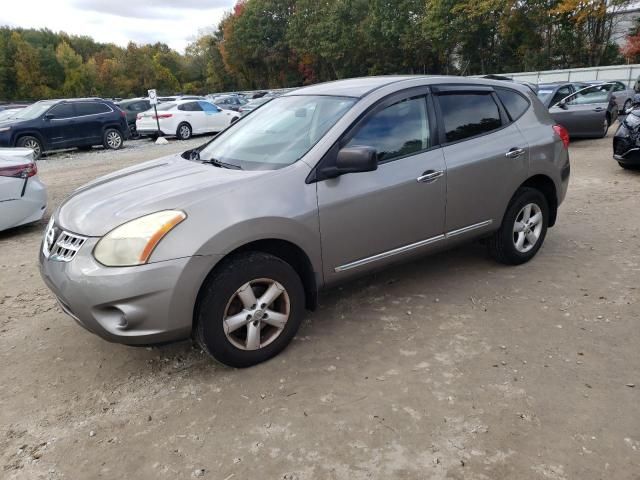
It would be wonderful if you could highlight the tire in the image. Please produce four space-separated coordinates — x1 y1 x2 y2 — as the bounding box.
103 128 123 150
177 122 192 140
17 136 43 160
487 187 549 265
195 252 305 368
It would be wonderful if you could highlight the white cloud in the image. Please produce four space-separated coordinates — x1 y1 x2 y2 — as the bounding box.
0 0 235 51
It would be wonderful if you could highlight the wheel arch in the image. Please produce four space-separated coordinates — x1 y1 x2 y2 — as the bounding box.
194 238 319 328
518 174 558 227
13 130 47 149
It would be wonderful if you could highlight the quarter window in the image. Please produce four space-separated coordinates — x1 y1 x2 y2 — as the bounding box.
346 96 430 162
437 93 502 143
496 89 529 121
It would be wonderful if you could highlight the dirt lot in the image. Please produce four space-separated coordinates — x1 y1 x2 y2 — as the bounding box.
0 131 639 480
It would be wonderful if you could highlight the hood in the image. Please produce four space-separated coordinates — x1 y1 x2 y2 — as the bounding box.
57 153 268 236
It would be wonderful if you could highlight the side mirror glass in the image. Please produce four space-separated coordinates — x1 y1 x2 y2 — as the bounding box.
320 146 378 179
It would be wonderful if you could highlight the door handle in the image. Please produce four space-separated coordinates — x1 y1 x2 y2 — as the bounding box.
505 148 526 159
416 170 444 183
592 107 605 112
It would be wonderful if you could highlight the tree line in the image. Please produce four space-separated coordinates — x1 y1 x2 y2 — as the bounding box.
0 0 634 101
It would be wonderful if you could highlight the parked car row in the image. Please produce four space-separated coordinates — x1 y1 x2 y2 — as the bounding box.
0 98 129 160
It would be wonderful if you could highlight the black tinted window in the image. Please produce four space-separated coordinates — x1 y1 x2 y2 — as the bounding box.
75 103 111 116
128 101 150 112
438 93 502 143
48 103 75 119
496 89 529 120
178 102 203 111
347 96 430 162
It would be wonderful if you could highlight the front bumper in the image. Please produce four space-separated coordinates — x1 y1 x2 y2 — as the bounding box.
39 235 220 345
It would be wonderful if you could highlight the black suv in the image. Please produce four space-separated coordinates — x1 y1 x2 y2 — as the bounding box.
0 98 129 159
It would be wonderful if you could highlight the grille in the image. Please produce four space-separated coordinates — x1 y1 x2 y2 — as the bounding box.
43 221 87 262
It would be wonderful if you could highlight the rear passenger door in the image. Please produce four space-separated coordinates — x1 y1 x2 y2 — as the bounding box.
179 102 206 133
74 102 112 144
434 87 529 234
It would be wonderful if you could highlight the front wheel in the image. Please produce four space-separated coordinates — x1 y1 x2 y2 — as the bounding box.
195 252 305 368
103 128 123 150
17 136 43 160
488 187 549 265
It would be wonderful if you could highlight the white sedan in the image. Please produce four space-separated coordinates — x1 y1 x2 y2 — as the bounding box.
0 148 47 232
136 100 241 140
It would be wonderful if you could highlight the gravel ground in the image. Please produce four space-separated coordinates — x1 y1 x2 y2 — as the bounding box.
0 131 638 479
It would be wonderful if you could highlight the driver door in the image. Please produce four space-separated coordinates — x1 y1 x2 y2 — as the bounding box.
316 91 446 284
549 85 609 137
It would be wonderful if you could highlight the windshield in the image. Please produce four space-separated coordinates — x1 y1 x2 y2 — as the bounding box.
198 95 356 170
10 102 55 120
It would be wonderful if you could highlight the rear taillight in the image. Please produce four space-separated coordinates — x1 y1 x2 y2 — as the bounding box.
0 162 37 178
553 125 570 149
152 113 173 119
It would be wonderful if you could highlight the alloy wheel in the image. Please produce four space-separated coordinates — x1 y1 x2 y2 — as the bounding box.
222 278 290 351
513 203 543 253
179 125 191 139
23 139 41 157
106 131 122 149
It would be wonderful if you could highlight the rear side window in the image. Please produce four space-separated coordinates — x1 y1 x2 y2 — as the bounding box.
178 102 203 112
496 89 529 121
346 96 430 162
437 93 502 143
48 103 75 119
75 103 111 116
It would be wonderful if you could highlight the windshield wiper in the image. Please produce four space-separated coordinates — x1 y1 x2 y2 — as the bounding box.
189 150 243 170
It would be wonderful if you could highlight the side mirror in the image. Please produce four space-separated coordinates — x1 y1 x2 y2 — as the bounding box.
44 113 55 120
320 146 378 179
557 101 568 110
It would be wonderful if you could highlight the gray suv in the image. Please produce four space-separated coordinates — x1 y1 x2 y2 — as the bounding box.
40 76 570 367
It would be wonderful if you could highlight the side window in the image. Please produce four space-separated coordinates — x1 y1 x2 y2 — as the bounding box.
346 96 430 162
129 102 149 112
75 103 111 116
181 102 203 112
550 86 571 106
496 89 529 121
48 103 75 119
437 93 502 143
199 102 219 113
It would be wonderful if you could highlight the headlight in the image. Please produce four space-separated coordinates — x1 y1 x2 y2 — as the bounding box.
93 210 186 267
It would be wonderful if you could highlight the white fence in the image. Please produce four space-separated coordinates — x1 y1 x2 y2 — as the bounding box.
476 64 640 88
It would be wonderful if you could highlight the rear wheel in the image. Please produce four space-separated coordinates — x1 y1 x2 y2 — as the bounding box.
195 252 305 368
17 136 43 160
177 123 192 140
103 128 123 150
488 187 549 265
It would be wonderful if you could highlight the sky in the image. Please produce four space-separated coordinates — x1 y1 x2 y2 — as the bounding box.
0 0 236 52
